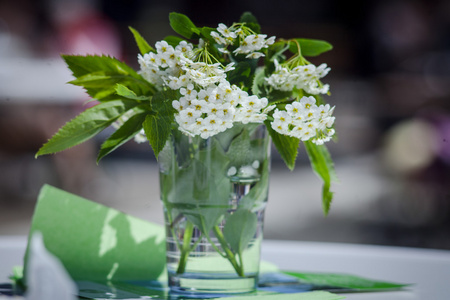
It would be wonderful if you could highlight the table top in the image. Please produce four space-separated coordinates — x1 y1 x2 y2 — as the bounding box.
1 236 450 299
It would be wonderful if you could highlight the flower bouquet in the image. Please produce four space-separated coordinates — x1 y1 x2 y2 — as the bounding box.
36 12 337 295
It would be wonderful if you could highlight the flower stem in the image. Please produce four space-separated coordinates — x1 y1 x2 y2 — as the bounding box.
176 221 194 274
212 225 244 277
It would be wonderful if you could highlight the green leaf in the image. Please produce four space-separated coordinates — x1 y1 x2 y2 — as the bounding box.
265 42 289 74
62 55 156 100
62 55 141 80
115 84 149 101
36 100 138 157
97 107 151 162
304 141 337 215
188 148 230 234
69 73 135 88
129 26 154 55
162 138 230 235
169 12 200 39
164 35 185 47
284 272 410 291
239 12 261 34
226 128 252 167
227 61 255 87
143 114 171 159
223 209 258 254
265 120 299 170
251 67 266 97
240 12 259 24
143 90 177 158
289 38 333 57
200 26 216 42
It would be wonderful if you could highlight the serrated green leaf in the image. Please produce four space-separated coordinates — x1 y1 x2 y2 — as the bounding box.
143 90 177 158
251 67 266 97
143 114 171 159
151 89 178 115
223 209 258 254
289 39 333 57
265 120 299 170
69 73 134 88
62 55 140 79
115 84 149 101
97 107 152 162
62 55 156 100
129 26 154 55
169 12 200 39
304 141 337 215
36 100 139 157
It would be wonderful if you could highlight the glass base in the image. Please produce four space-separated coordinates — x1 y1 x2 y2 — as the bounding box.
168 272 257 297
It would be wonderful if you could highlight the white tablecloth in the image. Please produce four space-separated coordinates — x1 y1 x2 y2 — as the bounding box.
1 236 450 299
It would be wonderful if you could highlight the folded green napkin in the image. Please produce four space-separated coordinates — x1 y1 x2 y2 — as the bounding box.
24 184 167 283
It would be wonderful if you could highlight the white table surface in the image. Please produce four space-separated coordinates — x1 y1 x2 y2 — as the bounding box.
1 236 450 299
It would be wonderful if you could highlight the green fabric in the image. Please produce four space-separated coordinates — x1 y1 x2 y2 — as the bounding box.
24 184 166 283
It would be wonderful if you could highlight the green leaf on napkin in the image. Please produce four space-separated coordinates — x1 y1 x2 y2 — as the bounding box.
220 291 345 300
284 272 410 291
23 185 167 283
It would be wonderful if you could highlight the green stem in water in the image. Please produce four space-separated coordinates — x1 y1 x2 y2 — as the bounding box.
213 225 244 277
238 251 244 274
176 221 194 274
204 233 227 258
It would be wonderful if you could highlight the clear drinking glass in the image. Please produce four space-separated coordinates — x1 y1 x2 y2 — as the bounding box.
158 124 271 296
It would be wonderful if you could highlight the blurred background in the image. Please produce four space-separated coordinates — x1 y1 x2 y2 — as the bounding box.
1 0 450 249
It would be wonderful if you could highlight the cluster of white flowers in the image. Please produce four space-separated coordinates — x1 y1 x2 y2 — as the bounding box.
138 40 272 139
211 23 276 59
266 60 330 95
270 96 335 145
173 82 272 139
138 40 194 88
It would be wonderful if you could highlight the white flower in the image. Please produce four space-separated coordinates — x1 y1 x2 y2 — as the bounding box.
217 23 237 39
175 41 193 54
299 96 316 110
134 130 147 143
211 31 227 44
155 41 172 54
246 52 265 59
